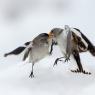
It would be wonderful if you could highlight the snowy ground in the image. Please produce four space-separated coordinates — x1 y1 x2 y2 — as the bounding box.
0 0 95 95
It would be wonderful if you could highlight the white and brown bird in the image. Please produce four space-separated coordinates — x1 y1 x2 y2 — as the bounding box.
49 25 95 75
4 33 53 78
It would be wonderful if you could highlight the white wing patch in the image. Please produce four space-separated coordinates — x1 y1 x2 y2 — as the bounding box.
71 28 88 48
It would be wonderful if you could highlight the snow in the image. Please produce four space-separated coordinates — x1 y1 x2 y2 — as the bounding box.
0 0 95 95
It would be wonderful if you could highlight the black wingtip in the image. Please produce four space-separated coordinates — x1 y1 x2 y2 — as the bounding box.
4 53 8 57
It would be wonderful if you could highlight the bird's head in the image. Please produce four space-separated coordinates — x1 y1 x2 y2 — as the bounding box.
48 28 63 38
48 28 63 44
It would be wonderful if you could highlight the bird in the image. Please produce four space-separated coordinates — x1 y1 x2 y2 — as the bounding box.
23 33 54 78
48 25 95 75
48 25 73 63
4 33 53 78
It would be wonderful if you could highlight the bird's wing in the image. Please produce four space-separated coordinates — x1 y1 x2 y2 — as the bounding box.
74 28 95 56
72 31 87 52
23 42 33 61
66 30 72 59
64 25 72 60
4 41 31 57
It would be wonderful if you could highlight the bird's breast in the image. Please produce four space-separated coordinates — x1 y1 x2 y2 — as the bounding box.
29 44 49 63
56 33 67 54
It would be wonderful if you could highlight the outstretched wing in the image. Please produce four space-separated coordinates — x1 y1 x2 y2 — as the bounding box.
4 41 31 57
74 28 95 56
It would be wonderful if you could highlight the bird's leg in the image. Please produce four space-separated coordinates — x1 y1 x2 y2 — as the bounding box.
49 40 58 55
29 63 34 78
49 40 54 55
71 50 91 75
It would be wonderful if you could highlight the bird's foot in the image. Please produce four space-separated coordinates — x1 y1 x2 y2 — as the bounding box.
63 53 70 62
53 58 63 67
71 69 91 75
29 72 34 78
64 57 70 62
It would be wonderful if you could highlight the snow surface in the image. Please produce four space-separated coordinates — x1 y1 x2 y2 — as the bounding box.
0 0 95 95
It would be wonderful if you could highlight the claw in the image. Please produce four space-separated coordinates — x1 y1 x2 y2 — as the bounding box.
71 69 91 75
63 53 70 62
83 70 91 75
64 57 70 62
53 58 60 66
53 56 70 67
29 72 34 78
53 58 63 67
71 69 79 73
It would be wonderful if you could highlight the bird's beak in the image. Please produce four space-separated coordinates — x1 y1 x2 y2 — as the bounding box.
48 32 54 38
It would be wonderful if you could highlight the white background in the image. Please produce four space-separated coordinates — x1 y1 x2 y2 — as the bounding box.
0 0 95 95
